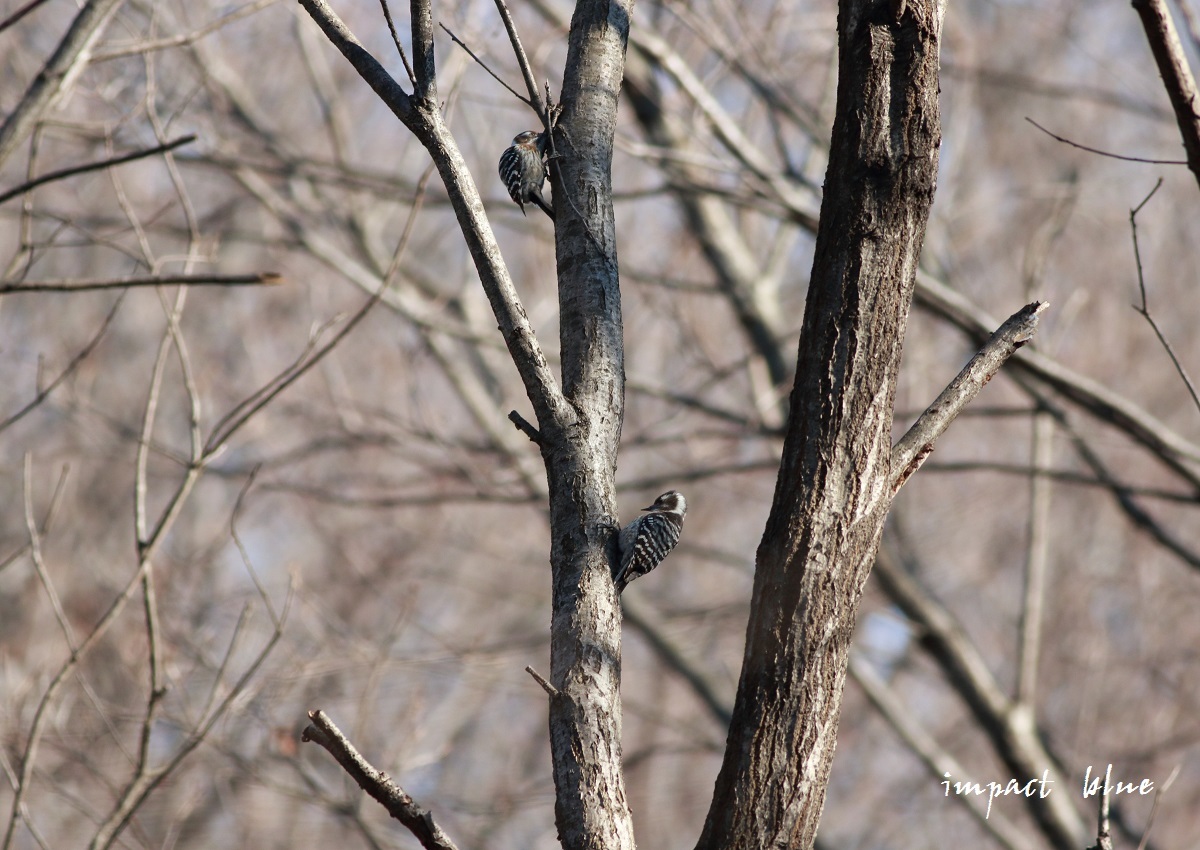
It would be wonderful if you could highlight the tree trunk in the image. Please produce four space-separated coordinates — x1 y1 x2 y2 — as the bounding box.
542 1 634 848
696 2 944 848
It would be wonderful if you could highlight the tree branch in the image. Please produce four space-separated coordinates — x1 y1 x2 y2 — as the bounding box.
1129 179 1200 417
302 711 460 850
0 135 197 205
0 0 127 170
494 0 548 122
0 272 281 293
296 0 567 431
409 0 436 103
914 271 1200 486
1132 0 1200 191
891 301 1048 494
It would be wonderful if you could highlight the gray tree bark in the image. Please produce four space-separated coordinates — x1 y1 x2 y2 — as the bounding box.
540 1 635 848
696 2 945 848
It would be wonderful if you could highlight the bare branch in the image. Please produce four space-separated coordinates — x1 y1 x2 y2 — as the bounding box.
892 302 1048 494
1132 0 1200 190
872 537 1088 846
0 0 53 35
494 0 547 122
848 652 1029 850
302 711 461 850
23 455 76 651
378 0 417 87
409 0 435 102
0 0 127 170
1022 379 1200 571
1089 781 1113 850
0 135 196 206
0 272 281 293
620 596 731 727
1129 179 1200 417
91 0 279 61
295 0 413 122
296 0 567 430
440 24 530 106
508 409 542 444
914 271 1200 484
0 296 123 435
1016 411 1053 705
1136 764 1181 850
525 665 559 697
1025 117 1186 164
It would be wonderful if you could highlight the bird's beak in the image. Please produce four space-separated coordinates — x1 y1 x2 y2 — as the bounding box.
640 504 654 512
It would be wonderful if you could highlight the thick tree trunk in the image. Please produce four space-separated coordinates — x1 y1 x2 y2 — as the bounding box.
696 2 944 848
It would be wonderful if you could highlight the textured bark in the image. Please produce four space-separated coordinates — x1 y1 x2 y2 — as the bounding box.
695 2 944 849
541 1 634 849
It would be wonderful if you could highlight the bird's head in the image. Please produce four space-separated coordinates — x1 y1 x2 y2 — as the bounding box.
643 491 686 517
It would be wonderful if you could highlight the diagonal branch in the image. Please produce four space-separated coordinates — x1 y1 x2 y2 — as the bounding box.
295 0 567 430
0 135 196 205
892 301 1048 494
0 0 127 170
1132 0 1200 191
302 711 460 850
914 272 1200 486
872 539 1088 847
494 0 548 124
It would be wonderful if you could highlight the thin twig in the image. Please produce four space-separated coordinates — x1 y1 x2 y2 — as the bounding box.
0 135 196 206
202 150 436 456
23 455 76 651
1136 764 1180 850
1016 410 1053 705
848 651 1028 850
494 0 547 120
379 0 417 86
1025 117 1185 165
0 272 281 294
524 666 559 697
230 468 284 627
1015 376 1200 571
439 23 530 105
619 596 730 726
0 0 52 34
92 594 290 849
0 295 124 435
92 0 277 62
1090 782 1113 850
1129 179 1200 417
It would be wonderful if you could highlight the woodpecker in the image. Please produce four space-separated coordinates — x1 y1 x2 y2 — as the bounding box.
498 130 554 220
613 491 687 593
